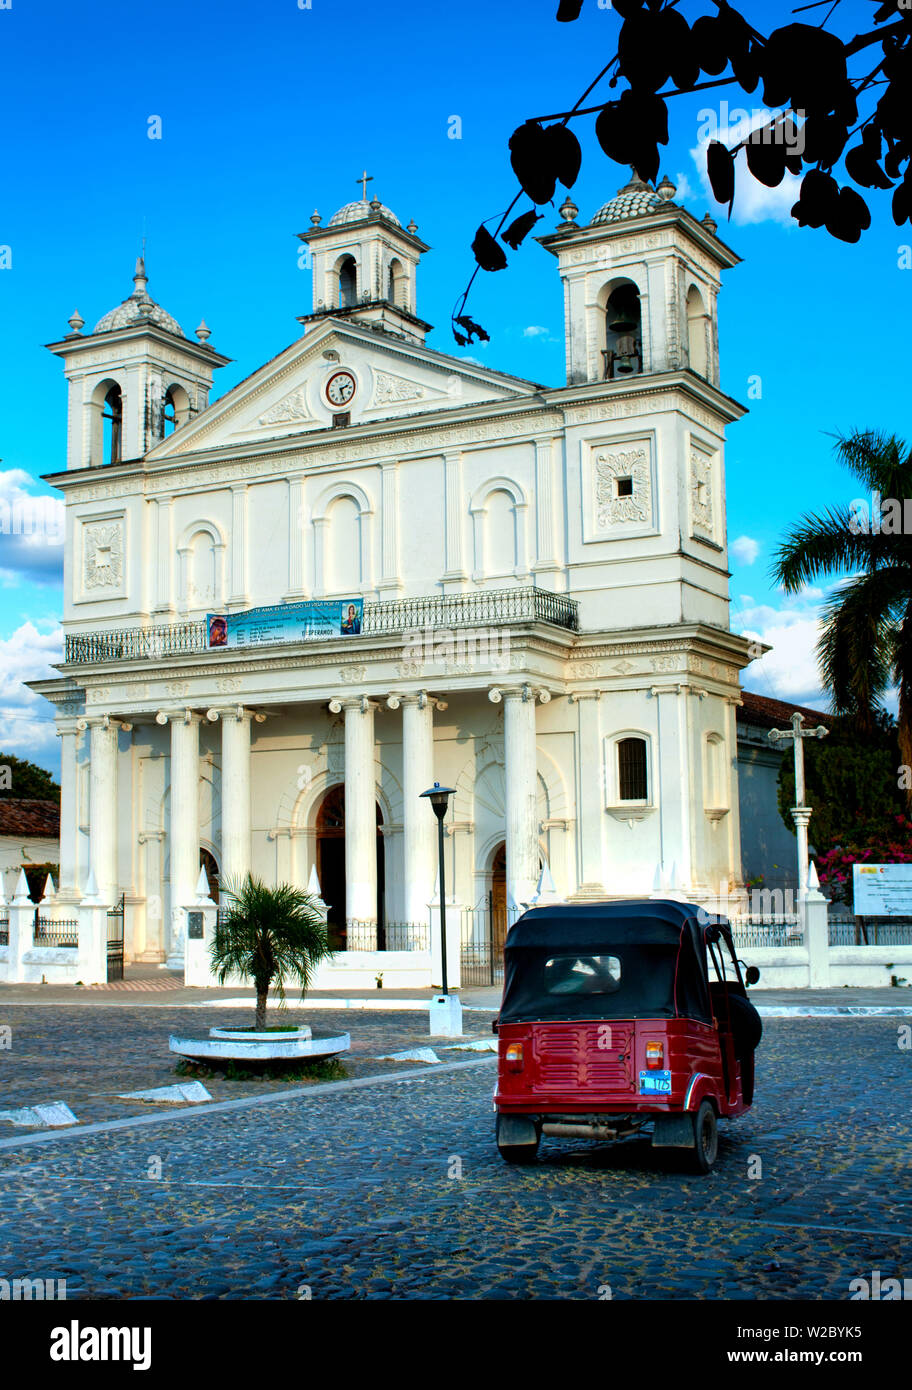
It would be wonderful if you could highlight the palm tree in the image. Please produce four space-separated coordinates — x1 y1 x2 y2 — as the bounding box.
773 429 912 786
210 875 334 1030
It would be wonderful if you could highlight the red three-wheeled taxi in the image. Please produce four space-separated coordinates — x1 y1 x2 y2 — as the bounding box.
493 900 762 1173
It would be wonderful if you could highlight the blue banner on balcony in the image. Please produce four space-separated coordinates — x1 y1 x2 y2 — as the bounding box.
206 598 363 649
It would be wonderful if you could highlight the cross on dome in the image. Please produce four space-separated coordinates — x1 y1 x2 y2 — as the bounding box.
357 169 373 201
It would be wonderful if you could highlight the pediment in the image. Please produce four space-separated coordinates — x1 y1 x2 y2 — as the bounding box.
145 321 535 460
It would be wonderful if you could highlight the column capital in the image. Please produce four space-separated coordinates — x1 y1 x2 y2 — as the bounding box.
329 696 378 714
489 684 550 704
155 707 203 726
388 690 446 711
568 689 602 703
77 714 132 732
205 705 265 724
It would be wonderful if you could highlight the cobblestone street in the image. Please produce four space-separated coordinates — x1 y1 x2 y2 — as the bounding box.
1 1011 910 1299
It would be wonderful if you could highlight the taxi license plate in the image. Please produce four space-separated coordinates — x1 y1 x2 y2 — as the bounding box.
639 1070 672 1095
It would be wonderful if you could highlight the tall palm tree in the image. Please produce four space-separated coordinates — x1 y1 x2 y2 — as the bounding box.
210 875 334 1030
773 429 912 785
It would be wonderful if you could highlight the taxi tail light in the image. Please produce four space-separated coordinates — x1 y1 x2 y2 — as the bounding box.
645 1041 664 1070
504 1042 524 1073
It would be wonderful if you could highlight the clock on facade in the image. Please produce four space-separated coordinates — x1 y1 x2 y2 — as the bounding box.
325 370 357 407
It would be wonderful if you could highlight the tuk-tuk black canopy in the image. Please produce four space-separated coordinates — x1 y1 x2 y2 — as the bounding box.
498 900 722 1026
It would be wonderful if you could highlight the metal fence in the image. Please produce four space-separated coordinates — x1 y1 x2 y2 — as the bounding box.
342 921 429 952
63 586 580 665
459 902 519 987
0 917 8 947
729 918 804 948
828 918 912 947
33 917 78 948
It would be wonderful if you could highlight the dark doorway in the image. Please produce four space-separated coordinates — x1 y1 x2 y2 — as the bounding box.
199 847 220 903
491 841 508 956
315 785 384 947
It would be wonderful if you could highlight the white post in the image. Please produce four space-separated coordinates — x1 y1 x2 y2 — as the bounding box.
334 696 377 941
7 871 34 984
160 709 201 970
494 685 541 907
568 690 606 897
398 693 437 929
184 865 218 988
56 721 82 903
83 716 119 907
804 861 830 988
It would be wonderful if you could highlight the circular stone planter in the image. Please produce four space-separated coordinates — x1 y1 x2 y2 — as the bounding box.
209 1024 313 1042
168 1028 349 1062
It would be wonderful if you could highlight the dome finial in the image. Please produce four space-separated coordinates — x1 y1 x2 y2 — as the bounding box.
133 254 149 298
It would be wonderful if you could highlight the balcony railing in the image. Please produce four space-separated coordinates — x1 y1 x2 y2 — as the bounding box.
63 586 579 665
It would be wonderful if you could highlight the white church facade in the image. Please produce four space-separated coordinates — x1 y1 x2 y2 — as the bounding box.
25 175 752 987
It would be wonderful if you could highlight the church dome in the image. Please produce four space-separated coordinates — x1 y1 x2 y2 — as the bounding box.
329 198 400 227
590 177 664 226
93 258 184 336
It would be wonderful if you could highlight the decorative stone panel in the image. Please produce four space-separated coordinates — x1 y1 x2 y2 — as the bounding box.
582 435 657 542
77 514 126 601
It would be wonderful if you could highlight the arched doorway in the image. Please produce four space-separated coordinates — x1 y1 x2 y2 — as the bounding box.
315 785 385 947
199 848 220 904
491 842 508 956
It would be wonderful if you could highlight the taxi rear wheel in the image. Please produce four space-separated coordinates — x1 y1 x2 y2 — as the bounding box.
688 1099 718 1173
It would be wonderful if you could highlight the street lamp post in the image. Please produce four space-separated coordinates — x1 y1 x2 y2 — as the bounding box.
420 781 461 1037
420 781 456 993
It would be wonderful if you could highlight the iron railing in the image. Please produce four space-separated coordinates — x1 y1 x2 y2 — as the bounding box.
342 921 429 952
0 917 8 947
33 917 78 948
729 919 804 948
828 919 912 947
63 586 579 665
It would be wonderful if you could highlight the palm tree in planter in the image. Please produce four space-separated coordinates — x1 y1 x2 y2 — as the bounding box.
774 429 912 786
211 875 334 1031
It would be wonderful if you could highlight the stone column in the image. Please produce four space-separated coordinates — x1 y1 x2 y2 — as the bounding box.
331 696 377 938
569 691 606 897
652 683 693 891
395 692 437 927
56 721 81 903
210 706 252 892
491 685 541 908
81 716 120 906
158 709 200 967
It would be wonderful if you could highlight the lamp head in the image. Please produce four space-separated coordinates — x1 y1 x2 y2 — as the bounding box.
420 781 456 820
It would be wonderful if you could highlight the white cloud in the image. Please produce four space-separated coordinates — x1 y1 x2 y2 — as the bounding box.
737 592 829 708
523 325 549 338
690 106 803 226
730 535 760 566
672 171 694 203
0 469 65 585
0 618 64 771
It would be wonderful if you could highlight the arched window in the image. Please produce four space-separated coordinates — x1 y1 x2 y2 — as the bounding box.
339 257 357 308
162 385 189 436
387 258 406 307
604 280 642 380
617 737 648 802
102 384 123 464
687 286 709 378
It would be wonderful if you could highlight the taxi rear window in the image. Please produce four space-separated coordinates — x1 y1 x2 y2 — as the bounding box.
543 955 622 996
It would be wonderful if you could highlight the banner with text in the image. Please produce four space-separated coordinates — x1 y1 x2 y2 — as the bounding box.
206 599 363 650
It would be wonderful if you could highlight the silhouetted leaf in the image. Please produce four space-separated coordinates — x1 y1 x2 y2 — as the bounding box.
556 0 584 19
509 121 557 204
706 140 735 214
545 123 582 188
802 113 850 170
761 23 847 118
791 169 839 229
845 128 894 190
455 315 490 343
731 41 762 96
595 100 633 165
471 226 508 272
618 11 672 92
692 15 729 77
502 209 542 249
893 174 912 227
745 130 786 188
825 186 871 243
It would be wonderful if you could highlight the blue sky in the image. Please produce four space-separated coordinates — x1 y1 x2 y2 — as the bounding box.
1 0 908 775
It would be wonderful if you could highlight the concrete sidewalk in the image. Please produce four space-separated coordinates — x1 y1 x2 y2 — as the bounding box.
1 973 912 1013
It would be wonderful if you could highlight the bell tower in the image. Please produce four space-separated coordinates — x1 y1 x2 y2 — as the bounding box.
296 180 432 345
47 258 230 470
539 175 740 388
